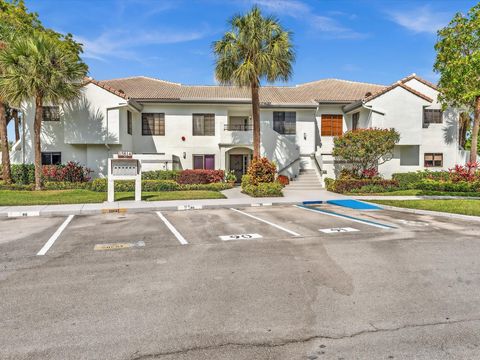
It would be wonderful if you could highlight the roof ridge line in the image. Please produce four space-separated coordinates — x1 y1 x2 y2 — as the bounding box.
297 78 386 87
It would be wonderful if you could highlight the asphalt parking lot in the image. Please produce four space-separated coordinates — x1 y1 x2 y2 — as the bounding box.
1 204 480 359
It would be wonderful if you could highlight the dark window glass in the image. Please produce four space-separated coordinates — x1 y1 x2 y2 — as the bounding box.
273 111 296 135
352 112 359 130
193 154 215 169
142 113 165 135
127 110 132 135
423 109 442 127
41 152 61 165
321 114 343 136
43 106 60 121
192 114 215 136
424 153 443 167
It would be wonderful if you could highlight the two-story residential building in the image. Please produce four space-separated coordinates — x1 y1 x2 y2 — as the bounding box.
9 74 469 182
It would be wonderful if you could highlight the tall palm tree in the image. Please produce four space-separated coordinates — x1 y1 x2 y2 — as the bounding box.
0 32 87 190
0 40 11 184
213 6 294 158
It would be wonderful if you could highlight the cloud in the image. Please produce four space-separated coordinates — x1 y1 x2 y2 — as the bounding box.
248 0 366 39
77 28 208 62
387 5 451 34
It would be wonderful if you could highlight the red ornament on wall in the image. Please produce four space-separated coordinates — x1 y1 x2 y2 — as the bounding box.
181 136 186 141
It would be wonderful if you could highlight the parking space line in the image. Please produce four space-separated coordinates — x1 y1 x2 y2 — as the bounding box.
294 205 395 229
230 208 301 237
36 215 75 256
156 211 188 245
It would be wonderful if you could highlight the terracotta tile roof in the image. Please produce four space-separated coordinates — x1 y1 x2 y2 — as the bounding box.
95 76 386 105
83 77 130 100
399 73 438 90
363 80 433 103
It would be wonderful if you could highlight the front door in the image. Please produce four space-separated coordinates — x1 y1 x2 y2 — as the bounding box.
230 154 244 183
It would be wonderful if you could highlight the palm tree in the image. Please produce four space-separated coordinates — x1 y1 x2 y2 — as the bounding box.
0 32 87 189
213 6 294 158
0 40 12 184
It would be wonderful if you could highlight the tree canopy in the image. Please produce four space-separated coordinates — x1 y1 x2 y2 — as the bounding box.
332 128 400 177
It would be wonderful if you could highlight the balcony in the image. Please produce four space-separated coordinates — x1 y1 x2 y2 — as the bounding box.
224 124 253 131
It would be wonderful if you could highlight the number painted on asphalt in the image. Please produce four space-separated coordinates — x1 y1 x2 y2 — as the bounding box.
219 233 263 241
319 227 359 234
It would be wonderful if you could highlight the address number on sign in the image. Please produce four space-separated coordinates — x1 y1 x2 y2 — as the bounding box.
319 227 359 234
219 233 263 241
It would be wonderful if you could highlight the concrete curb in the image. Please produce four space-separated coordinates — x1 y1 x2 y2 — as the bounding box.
361 201 480 222
0 200 300 218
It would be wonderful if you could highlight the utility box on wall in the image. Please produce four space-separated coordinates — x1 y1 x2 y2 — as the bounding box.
107 152 141 202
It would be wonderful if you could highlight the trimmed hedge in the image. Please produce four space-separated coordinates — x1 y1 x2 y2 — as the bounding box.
326 178 399 194
177 169 224 184
0 181 35 191
87 178 233 192
142 170 180 181
416 179 480 192
242 182 284 197
241 174 283 197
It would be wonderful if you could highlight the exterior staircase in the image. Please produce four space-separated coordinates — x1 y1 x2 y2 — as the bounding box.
285 168 323 190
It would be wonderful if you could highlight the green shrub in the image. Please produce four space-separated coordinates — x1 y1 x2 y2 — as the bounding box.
392 172 425 189
327 179 399 194
349 184 392 193
0 181 34 191
10 164 36 184
416 179 480 192
180 182 233 191
324 178 335 191
142 170 180 181
242 181 283 197
143 180 180 191
44 182 89 190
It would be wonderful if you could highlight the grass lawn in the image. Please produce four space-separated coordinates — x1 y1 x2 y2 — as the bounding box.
350 189 480 197
0 189 225 206
370 199 480 217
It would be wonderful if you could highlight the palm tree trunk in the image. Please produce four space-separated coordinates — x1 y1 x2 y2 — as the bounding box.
470 97 480 167
0 101 12 184
13 109 20 142
34 96 43 190
251 81 261 158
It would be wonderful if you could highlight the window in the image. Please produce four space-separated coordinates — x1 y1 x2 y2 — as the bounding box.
424 153 443 167
43 106 60 121
423 109 442 127
399 145 420 166
193 154 215 170
193 114 215 136
41 152 61 165
127 110 132 135
142 113 165 135
321 114 343 136
352 112 359 131
273 111 296 135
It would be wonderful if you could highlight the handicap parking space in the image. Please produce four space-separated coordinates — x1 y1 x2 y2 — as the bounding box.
158 207 300 245
237 205 393 237
47 212 180 258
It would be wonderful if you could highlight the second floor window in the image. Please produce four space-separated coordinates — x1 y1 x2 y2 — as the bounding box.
193 114 215 136
321 114 343 136
273 111 296 135
127 110 132 135
43 106 60 121
142 113 165 136
423 109 442 127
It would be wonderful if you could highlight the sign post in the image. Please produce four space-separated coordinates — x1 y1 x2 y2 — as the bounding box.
107 152 141 202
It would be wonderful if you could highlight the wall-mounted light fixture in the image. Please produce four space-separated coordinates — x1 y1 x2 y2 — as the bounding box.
304 132 307 140
183 152 186 159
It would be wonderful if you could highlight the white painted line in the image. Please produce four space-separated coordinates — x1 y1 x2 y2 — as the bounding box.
8 211 40 217
36 215 75 256
230 208 301 237
319 227 359 234
294 205 393 229
219 233 263 241
156 211 188 245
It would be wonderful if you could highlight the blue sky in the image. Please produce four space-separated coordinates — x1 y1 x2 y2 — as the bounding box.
21 0 476 86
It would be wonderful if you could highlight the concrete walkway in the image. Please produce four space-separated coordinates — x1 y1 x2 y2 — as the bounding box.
0 189 344 217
